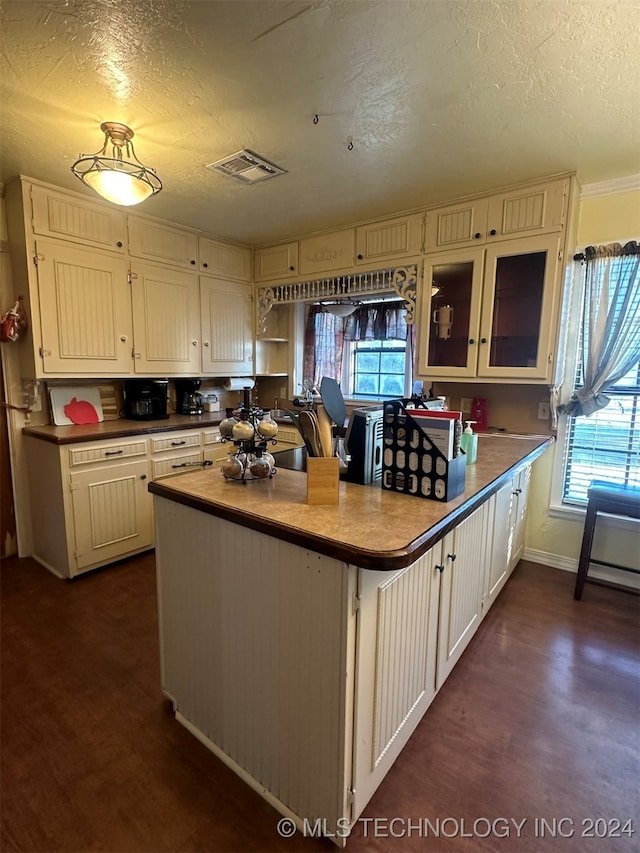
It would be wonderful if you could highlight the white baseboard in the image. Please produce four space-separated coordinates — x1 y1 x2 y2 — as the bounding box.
523 547 640 590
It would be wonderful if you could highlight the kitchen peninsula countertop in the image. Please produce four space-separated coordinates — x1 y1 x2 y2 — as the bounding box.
149 432 553 570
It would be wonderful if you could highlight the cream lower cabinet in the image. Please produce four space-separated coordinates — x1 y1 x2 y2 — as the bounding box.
484 464 531 613
352 546 440 817
25 435 153 579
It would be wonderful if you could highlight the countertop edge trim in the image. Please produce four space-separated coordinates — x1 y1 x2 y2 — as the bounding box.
149 438 553 571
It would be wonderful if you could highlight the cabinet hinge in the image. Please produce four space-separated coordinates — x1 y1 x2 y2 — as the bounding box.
352 591 361 615
33 254 43 266
128 271 138 282
132 349 141 359
38 346 51 358
346 786 356 822
70 482 79 492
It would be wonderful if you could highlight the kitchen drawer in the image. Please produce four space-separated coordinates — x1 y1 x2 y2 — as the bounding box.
275 426 303 445
202 428 223 446
150 432 201 453
152 450 203 479
68 440 147 467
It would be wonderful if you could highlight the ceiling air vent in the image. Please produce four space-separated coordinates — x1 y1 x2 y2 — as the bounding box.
206 149 286 184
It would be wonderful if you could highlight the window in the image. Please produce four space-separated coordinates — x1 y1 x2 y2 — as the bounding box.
552 241 640 514
562 361 640 505
346 339 407 399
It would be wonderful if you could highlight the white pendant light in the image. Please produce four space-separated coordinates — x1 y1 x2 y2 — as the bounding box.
71 122 162 206
322 300 360 317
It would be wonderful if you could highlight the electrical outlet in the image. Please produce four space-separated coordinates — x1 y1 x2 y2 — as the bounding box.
537 401 550 420
279 386 288 400
460 397 472 414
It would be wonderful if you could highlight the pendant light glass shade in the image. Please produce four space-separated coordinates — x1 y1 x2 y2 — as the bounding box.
71 122 162 206
322 300 359 317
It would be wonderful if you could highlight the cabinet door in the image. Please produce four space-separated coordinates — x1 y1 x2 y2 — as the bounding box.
436 501 490 689
30 184 127 253
510 465 531 569
254 243 299 281
486 178 568 242
355 214 423 264
200 276 253 375
128 216 198 270
478 235 560 380
70 458 152 573
417 248 485 378
198 236 251 281
35 240 133 374
424 197 489 250
130 262 201 374
299 228 355 276
352 549 439 818
486 482 514 611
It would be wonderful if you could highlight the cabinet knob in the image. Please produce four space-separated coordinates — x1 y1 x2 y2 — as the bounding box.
120 335 128 342
192 340 199 346
474 233 481 239
116 241 123 247
435 563 445 573
480 337 487 344
489 229 497 236
447 553 457 562
203 262 208 268
357 253 364 260
140 474 147 480
513 488 522 495
469 338 475 344
289 265 295 271
190 259 196 265
203 340 209 347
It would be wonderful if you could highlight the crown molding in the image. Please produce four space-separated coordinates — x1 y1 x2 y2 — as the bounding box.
580 174 640 199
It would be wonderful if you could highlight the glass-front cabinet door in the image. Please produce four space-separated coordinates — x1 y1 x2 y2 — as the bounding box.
418 236 561 381
478 236 560 380
418 248 485 378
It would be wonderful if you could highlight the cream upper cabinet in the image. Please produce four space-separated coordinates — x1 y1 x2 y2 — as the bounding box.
198 236 252 281
29 184 127 253
417 234 562 381
299 228 355 277
35 240 133 375
254 242 299 281
355 213 423 265
425 177 569 251
200 276 253 375
130 261 201 375
127 216 199 270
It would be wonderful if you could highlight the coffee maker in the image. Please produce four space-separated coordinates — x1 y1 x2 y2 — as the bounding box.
123 379 169 421
175 378 203 415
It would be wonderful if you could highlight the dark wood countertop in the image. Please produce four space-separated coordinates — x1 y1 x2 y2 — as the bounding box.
149 433 553 571
22 414 224 444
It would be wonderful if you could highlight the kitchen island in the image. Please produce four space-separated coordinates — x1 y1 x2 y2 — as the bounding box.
149 433 552 844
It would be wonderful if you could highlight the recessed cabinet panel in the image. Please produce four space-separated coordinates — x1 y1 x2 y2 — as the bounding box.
128 216 198 270
299 229 355 276
355 214 423 264
35 240 133 374
254 243 299 281
198 236 251 280
425 198 489 250
486 179 567 241
30 185 126 252
200 277 253 375
130 262 201 374
70 458 153 571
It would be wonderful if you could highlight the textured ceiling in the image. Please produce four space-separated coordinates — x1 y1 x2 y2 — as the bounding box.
1 0 639 246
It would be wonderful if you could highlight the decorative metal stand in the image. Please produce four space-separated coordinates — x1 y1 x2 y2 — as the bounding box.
220 388 279 484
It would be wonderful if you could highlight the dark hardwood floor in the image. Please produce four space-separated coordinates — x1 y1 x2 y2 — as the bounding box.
1 555 638 853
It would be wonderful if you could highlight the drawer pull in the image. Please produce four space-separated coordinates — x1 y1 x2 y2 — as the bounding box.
172 460 213 469
435 563 445 573
513 488 522 495
104 449 124 456
171 440 187 446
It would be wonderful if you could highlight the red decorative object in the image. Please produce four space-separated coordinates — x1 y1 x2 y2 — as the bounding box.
63 397 100 424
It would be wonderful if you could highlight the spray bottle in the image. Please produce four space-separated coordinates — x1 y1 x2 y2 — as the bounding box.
460 421 478 464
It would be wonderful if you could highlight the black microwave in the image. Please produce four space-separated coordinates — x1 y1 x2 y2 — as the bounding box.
123 379 169 420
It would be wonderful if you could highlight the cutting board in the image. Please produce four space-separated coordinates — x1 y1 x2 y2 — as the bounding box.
49 387 104 425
